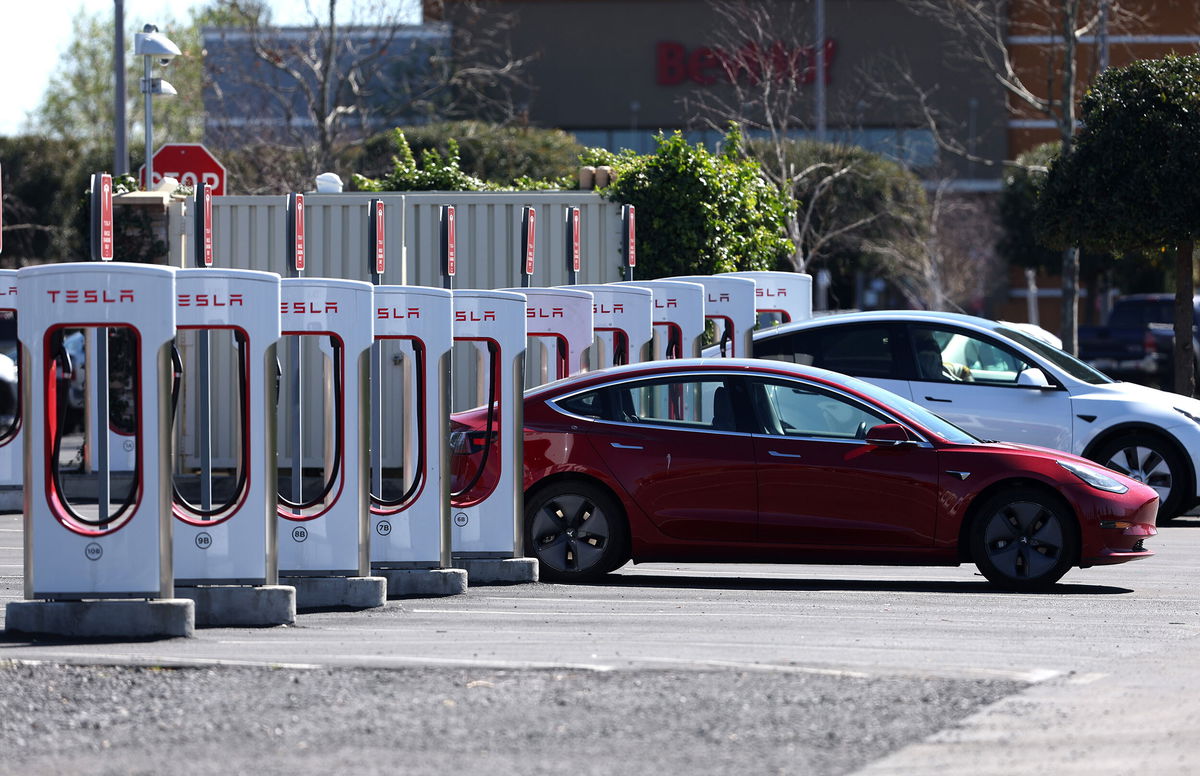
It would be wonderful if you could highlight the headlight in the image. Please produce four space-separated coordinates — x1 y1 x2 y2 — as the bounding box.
1057 460 1129 494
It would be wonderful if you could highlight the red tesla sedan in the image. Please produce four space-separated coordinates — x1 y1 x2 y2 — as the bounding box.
450 359 1158 591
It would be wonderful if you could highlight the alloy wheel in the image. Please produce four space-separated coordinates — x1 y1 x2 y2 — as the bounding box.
530 493 613 575
981 500 1066 583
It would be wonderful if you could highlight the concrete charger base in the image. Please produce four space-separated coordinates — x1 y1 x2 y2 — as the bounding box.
455 557 539 585
374 567 469 598
175 585 296 627
280 576 387 610
5 598 195 639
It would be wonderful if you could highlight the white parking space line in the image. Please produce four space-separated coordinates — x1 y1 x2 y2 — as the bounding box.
5 655 326 671
410 607 832 617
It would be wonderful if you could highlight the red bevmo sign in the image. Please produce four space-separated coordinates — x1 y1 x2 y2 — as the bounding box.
139 143 227 195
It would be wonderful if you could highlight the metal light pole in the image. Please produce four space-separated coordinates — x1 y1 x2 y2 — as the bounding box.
134 24 180 190
114 0 127 175
814 0 827 143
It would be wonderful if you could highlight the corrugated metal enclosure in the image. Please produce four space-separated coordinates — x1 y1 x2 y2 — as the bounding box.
174 191 629 472
204 191 624 287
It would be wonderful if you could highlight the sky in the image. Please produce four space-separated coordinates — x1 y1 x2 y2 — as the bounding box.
0 0 418 136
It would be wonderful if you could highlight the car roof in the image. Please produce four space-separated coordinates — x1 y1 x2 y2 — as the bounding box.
753 309 1006 341
527 357 852 397
518 357 970 444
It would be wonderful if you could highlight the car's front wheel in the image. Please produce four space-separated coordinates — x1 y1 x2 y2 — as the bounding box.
1091 433 1187 521
969 487 1079 592
525 480 629 583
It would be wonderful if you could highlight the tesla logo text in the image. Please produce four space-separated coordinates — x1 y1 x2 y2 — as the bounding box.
0 286 16 298
756 288 787 297
281 301 339 315
707 292 731 303
178 293 244 307
654 298 678 309
377 307 422 319
596 303 625 314
527 307 564 319
455 310 496 322
47 289 134 304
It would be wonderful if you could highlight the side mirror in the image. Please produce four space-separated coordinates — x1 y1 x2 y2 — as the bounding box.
865 423 912 447
1017 367 1052 389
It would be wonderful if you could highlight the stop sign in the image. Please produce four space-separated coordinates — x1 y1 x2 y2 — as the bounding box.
139 143 227 195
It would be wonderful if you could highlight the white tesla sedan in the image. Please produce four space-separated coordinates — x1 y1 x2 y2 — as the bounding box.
744 310 1200 520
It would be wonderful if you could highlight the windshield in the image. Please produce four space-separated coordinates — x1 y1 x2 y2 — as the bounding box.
996 326 1115 385
835 372 980 445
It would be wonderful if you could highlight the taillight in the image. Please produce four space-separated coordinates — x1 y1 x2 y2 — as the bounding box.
1144 330 1157 355
449 429 494 455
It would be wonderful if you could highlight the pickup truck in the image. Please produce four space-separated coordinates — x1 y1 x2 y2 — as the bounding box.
1078 293 1199 389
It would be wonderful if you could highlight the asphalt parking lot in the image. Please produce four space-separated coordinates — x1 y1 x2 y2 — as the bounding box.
2 510 1199 775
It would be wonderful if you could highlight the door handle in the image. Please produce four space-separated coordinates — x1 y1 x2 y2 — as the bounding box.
768 450 804 458
924 396 952 403
610 442 644 450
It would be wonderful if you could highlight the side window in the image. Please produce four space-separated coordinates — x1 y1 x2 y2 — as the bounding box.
753 325 897 379
755 379 887 439
622 378 739 431
815 325 896 378
555 388 611 419
910 325 1034 385
753 328 820 366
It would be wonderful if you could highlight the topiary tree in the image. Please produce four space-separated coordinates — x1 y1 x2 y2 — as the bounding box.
1037 54 1200 396
600 128 793 278
1000 142 1146 323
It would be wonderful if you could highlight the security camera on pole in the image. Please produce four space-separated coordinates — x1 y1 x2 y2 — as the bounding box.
135 24 180 192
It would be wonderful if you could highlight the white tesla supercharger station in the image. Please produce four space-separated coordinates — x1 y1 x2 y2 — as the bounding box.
723 270 814 325
572 284 654 367
6 263 193 638
613 280 707 359
449 289 537 584
671 275 758 358
0 270 22 493
502 287 594 386
276 277 384 609
369 284 465 596
171 268 294 626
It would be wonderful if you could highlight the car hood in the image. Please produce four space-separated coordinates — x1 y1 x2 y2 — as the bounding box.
975 438 1101 466
970 439 1152 493
1069 380 1200 429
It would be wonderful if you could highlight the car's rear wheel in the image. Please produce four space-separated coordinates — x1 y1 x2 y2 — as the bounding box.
1091 432 1186 521
969 487 1079 592
525 480 629 583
